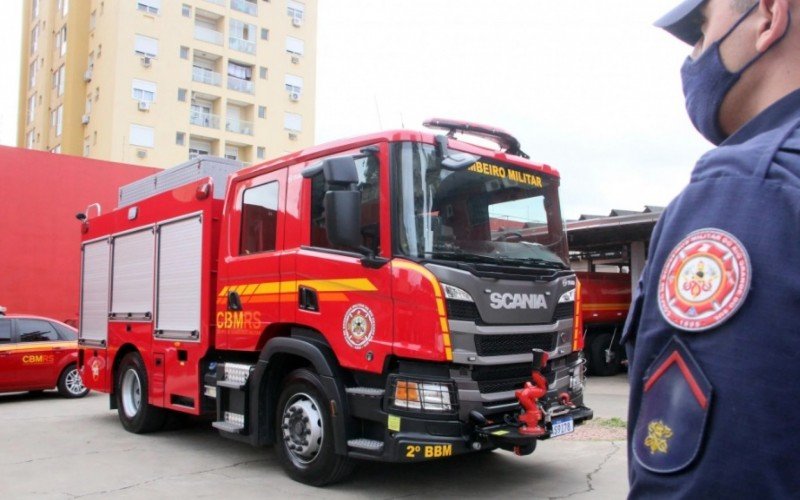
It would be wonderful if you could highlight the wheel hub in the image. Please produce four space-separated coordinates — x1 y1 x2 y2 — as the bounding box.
121 369 142 418
281 394 323 464
65 368 86 395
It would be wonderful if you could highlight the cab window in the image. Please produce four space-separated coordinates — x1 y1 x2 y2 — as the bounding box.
310 153 380 251
0 319 10 344
240 181 279 255
17 319 59 342
52 322 77 340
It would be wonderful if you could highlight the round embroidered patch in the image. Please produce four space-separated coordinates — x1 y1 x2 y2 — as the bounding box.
658 228 751 332
342 303 376 349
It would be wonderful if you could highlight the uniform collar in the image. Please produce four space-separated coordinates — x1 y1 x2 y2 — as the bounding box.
722 88 800 146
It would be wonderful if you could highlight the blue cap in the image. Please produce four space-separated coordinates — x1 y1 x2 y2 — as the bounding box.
654 0 706 45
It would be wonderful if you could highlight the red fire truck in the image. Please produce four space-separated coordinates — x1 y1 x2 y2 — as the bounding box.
577 272 631 376
76 120 591 485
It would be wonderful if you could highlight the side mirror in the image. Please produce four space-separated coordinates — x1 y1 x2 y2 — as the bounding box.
325 190 362 249
435 135 478 171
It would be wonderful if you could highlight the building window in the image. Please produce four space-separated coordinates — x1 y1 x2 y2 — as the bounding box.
95 87 100 101
229 19 256 55
227 61 254 94
182 4 191 17
225 145 239 161
176 131 185 145
89 10 96 30
55 65 66 96
30 25 39 55
134 34 158 58
55 26 68 57
130 124 155 148
259 66 268 79
59 0 69 17
258 105 266 119
286 36 304 55
287 1 304 21
284 112 301 132
178 88 187 101
260 28 269 40
26 129 35 148
189 139 211 159
132 79 157 102
240 182 279 255
257 146 265 159
180 46 189 59
29 60 37 89
53 105 64 136
51 145 62 154
83 140 91 156
32 0 40 19
27 95 36 124
137 0 161 14
85 94 92 114
284 74 303 95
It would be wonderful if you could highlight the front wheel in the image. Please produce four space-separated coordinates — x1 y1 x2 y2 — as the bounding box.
58 364 89 398
588 332 622 377
274 369 355 486
115 352 166 433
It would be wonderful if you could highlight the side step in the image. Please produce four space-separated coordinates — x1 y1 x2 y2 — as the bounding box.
347 439 384 454
212 363 253 438
346 386 385 422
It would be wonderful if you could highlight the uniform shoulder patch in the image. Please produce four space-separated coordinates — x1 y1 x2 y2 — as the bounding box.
658 228 751 332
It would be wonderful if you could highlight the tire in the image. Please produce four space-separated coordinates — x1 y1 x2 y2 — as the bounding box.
57 364 90 398
275 369 355 486
588 332 621 377
115 352 166 433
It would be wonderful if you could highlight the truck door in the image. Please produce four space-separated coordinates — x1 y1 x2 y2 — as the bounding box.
287 145 394 373
217 169 288 350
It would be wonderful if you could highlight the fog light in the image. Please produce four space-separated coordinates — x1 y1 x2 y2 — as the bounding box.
393 379 453 412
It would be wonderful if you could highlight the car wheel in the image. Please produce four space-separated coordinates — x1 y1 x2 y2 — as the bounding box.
275 369 355 486
588 332 621 377
58 364 90 398
116 352 166 433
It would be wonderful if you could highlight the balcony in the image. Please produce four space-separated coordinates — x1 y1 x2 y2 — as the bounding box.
204 0 224 5
192 66 222 86
194 25 224 46
231 0 257 16
190 111 220 129
228 76 254 94
226 117 254 136
229 36 256 55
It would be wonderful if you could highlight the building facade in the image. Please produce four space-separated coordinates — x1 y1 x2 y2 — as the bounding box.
17 0 316 168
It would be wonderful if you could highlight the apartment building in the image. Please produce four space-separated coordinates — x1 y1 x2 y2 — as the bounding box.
17 0 316 168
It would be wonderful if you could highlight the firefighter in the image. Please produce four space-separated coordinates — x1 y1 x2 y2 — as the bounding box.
623 0 800 497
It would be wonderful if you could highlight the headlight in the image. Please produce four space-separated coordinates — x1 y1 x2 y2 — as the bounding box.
558 288 576 303
442 283 474 302
392 379 454 412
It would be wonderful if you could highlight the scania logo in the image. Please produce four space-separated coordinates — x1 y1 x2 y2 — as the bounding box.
489 292 548 310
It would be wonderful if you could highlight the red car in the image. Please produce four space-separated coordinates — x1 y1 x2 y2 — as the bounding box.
0 313 89 398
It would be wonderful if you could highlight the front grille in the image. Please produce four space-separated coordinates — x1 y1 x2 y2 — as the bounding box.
446 299 481 322
474 332 557 356
553 302 575 321
471 363 530 381
477 378 529 394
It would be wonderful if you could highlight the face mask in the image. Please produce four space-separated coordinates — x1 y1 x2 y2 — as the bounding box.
680 3 766 145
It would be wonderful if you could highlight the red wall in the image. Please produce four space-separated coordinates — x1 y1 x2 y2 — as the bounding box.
0 146 158 323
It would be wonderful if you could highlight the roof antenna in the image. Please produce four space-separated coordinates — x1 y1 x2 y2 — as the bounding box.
400 112 405 129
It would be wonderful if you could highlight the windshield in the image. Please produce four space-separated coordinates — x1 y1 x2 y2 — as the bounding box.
392 142 568 268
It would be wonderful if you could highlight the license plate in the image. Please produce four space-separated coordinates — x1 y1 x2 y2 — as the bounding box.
550 416 574 437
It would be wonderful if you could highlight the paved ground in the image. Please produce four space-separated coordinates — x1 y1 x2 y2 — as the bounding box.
0 374 629 499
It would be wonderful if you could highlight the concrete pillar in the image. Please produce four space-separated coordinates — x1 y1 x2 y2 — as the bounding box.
630 241 647 288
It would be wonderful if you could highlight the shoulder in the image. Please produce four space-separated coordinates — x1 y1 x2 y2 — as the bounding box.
769 125 800 186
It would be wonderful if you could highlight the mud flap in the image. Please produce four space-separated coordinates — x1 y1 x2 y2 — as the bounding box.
632 336 712 474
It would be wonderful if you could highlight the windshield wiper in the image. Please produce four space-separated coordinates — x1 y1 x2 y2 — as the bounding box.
423 250 498 264
492 256 568 270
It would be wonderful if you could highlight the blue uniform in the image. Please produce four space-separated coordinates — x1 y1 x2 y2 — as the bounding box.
625 89 800 498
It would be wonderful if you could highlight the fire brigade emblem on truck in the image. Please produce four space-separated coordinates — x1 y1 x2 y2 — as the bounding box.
658 228 751 332
343 304 375 349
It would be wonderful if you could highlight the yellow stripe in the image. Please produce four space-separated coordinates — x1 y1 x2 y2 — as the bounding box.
0 341 76 353
582 303 629 311
280 281 298 293
435 298 446 317
221 278 379 298
392 260 443 298
242 284 259 296
218 286 229 297
298 278 378 292
254 282 282 295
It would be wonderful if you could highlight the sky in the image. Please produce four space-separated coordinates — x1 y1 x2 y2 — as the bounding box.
0 0 711 220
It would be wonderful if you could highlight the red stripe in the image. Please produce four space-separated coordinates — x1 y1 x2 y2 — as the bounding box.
644 351 708 409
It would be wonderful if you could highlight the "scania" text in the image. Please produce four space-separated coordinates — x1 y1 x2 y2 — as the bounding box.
489 293 547 310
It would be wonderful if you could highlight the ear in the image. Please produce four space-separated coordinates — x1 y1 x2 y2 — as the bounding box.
755 0 790 52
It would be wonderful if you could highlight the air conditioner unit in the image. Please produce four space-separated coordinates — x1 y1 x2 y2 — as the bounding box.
292 17 302 27
289 91 300 102
290 55 300 64
83 69 93 82
81 114 90 125
136 149 147 158
288 132 298 140
141 56 152 67
138 101 151 111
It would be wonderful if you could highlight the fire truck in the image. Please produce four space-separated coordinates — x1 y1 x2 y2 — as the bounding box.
577 272 631 376
76 119 592 485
